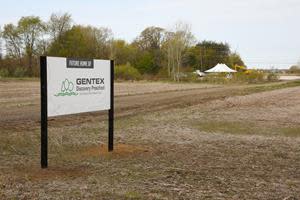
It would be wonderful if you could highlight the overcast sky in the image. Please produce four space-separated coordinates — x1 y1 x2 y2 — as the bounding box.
1 0 299 69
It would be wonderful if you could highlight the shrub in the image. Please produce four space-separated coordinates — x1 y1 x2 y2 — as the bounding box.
115 63 142 81
156 67 169 79
134 52 155 74
289 65 300 74
0 68 10 78
179 72 199 82
232 71 265 83
13 67 27 77
267 73 279 82
202 74 230 84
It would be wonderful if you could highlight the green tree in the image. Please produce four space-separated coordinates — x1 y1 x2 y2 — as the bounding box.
132 26 165 75
229 52 245 68
48 26 92 57
110 40 136 65
0 14 246 78
2 16 45 75
195 41 231 71
48 25 113 59
183 46 201 70
134 51 156 74
182 41 246 72
18 16 45 75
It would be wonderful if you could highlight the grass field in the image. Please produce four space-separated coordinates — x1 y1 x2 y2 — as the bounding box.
0 80 300 199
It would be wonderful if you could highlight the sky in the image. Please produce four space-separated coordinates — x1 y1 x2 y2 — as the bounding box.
1 0 299 69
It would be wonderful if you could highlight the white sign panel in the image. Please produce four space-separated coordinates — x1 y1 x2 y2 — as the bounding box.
47 57 111 117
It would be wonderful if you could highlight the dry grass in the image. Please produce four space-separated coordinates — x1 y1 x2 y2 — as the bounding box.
0 81 300 199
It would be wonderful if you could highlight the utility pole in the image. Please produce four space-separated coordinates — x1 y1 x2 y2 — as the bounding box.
200 47 203 71
0 27 2 60
200 46 205 72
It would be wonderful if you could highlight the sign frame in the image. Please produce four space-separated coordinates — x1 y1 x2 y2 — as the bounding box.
40 56 114 169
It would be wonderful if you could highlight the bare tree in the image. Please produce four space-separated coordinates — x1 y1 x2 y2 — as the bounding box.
133 26 165 51
36 35 49 56
90 27 114 59
165 22 195 81
2 24 22 64
163 31 174 77
48 12 72 41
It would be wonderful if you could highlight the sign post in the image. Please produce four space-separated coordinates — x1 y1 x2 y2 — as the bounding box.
109 60 114 152
40 56 48 168
40 56 114 168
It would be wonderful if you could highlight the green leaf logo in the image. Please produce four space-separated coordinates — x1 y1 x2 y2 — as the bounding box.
55 79 78 97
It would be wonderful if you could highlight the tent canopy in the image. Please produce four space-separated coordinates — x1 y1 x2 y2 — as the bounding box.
205 63 237 73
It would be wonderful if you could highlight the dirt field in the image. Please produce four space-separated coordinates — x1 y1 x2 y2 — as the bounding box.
0 80 299 199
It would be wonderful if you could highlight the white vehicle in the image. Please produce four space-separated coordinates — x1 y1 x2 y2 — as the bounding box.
193 70 206 77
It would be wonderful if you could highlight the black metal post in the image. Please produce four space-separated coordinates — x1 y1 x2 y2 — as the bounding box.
108 60 114 152
40 56 48 168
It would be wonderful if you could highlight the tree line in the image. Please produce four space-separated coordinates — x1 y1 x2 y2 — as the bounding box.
0 13 245 79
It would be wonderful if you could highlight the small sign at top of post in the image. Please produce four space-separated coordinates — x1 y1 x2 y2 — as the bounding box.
40 56 114 168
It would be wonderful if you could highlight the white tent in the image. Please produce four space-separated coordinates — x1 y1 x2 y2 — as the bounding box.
205 63 237 73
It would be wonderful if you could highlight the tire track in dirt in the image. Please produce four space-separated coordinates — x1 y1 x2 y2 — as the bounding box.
1 81 297 132
0 85 241 132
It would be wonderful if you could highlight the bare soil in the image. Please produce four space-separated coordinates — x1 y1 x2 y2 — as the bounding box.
0 80 299 199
